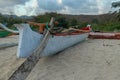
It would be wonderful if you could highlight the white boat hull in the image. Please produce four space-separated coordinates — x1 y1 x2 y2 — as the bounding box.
41 33 88 57
15 24 89 58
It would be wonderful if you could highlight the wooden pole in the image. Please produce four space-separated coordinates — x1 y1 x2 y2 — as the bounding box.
0 43 18 49
8 17 55 80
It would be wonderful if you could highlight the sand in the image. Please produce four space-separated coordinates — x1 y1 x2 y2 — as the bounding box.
1 35 120 80
0 36 25 80
0 35 18 44
26 39 120 80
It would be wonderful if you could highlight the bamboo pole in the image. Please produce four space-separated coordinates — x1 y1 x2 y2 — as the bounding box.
0 43 18 49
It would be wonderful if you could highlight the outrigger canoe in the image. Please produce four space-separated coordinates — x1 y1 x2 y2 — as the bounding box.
0 22 91 58
2 18 91 80
15 24 91 58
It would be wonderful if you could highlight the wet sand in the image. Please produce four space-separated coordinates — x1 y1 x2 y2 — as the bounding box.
1 35 120 80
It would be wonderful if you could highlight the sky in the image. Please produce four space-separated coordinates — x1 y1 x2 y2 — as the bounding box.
0 0 119 16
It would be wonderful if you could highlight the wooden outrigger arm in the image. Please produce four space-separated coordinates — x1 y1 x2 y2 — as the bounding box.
27 21 46 33
0 23 19 33
27 21 59 33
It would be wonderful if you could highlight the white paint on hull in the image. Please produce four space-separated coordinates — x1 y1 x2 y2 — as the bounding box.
15 24 42 58
41 33 88 56
15 24 89 58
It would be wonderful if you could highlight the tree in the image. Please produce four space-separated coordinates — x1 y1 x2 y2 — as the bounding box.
92 18 99 24
112 1 120 8
112 1 120 21
56 17 69 28
33 15 50 23
70 18 78 26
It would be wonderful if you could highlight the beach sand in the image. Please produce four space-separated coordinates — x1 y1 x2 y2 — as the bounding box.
1 35 120 80
0 35 18 44
0 36 25 80
26 39 120 80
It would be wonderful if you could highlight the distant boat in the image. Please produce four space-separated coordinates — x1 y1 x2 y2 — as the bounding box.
89 32 120 39
14 24 91 58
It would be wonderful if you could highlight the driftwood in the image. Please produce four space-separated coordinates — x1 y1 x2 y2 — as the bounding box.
8 17 55 80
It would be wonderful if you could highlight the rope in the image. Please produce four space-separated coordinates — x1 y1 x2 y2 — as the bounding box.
46 22 50 30
46 22 54 37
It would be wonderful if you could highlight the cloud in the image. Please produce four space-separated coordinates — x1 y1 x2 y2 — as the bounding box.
96 0 104 14
96 0 120 14
14 0 39 16
59 0 99 14
37 0 64 11
0 0 29 7
0 0 29 15
15 0 64 16
0 0 118 16
62 0 88 9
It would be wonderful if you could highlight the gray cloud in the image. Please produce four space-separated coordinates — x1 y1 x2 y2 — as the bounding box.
37 0 64 11
0 0 29 14
36 0 99 15
0 0 118 16
0 0 29 7
58 0 99 14
62 0 93 9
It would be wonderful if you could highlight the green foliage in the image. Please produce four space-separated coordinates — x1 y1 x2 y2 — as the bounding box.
34 13 69 28
34 15 50 23
88 2 120 32
34 12 80 28
56 16 69 28
70 18 78 26
0 16 25 28
45 12 60 17
112 1 120 21
78 22 88 28
0 14 25 37
34 12 61 23
34 12 120 32
92 21 120 32
92 18 99 24
0 31 11 37
0 12 120 34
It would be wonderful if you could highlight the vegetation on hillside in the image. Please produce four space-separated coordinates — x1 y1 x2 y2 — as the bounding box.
0 13 25 37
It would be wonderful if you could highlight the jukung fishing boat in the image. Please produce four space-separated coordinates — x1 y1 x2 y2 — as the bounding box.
0 18 91 58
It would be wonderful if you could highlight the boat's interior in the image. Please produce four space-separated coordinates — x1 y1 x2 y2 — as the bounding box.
28 21 91 36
